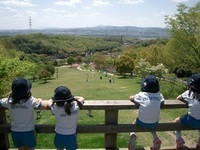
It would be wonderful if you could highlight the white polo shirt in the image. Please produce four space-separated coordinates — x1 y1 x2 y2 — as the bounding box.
51 101 81 135
0 97 41 132
133 91 165 124
180 90 200 120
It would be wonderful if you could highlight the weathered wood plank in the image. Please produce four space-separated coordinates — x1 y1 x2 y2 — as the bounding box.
0 109 9 149
0 123 195 134
0 100 187 110
82 100 187 110
105 110 118 149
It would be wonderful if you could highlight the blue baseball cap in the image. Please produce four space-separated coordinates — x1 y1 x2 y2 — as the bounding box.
52 86 74 102
11 77 32 99
187 73 200 93
141 75 159 93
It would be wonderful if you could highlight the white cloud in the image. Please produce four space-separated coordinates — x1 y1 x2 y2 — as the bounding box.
55 0 82 7
87 12 102 17
42 8 66 13
92 0 112 6
0 0 35 7
63 13 79 18
13 13 25 18
0 6 18 12
118 0 144 4
11 9 36 18
171 0 189 2
55 13 79 18
153 11 171 17
25 10 37 16
83 6 91 10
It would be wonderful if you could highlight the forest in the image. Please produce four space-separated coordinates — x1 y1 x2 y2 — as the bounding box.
0 2 199 98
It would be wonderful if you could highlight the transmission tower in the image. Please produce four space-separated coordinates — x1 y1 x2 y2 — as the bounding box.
29 17 32 30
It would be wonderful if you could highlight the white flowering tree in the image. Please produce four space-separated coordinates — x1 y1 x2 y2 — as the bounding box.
134 58 168 78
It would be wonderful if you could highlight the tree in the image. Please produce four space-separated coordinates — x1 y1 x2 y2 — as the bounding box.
76 56 82 64
150 63 168 78
115 55 134 77
134 58 168 78
29 64 42 82
0 57 35 96
134 58 151 78
93 52 107 71
67 56 75 66
165 2 200 74
45 62 55 76
38 69 51 83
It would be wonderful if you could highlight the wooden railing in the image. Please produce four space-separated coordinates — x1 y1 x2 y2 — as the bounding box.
0 100 195 150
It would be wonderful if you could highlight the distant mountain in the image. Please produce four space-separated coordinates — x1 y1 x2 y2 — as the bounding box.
0 25 169 38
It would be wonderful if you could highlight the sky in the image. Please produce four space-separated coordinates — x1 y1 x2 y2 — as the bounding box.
0 0 199 30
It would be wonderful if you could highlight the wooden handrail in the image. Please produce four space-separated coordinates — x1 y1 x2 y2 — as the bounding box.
81 99 187 110
0 100 189 150
0 100 187 110
0 122 196 134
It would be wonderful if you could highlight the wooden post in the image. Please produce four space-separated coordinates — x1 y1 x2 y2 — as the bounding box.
0 108 9 150
105 110 118 150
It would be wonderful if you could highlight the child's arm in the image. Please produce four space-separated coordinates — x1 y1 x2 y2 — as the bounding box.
176 95 182 100
176 95 188 104
129 95 140 105
37 99 53 110
160 94 165 106
74 96 84 109
44 99 53 109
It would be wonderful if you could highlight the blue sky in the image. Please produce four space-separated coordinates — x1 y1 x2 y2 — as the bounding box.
0 0 198 30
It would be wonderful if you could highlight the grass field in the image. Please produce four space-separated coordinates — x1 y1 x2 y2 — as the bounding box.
7 66 199 149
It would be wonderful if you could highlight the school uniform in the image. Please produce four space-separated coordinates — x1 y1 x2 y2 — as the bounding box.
51 100 82 150
179 90 200 128
0 97 41 148
133 91 165 127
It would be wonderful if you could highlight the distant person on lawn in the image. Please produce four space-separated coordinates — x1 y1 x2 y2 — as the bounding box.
0 77 46 150
174 73 200 149
128 75 165 150
46 86 84 150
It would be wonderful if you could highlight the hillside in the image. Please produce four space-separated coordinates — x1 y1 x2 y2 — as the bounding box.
0 25 169 38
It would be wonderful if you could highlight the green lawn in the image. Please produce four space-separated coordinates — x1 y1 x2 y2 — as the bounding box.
7 66 199 149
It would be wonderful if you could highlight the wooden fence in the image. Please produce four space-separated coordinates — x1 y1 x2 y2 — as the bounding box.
0 100 196 150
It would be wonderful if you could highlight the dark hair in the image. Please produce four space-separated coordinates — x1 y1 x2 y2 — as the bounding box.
9 91 32 105
188 89 200 101
56 99 74 115
187 73 200 101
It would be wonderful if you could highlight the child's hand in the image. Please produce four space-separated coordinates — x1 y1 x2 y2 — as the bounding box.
40 99 53 109
129 95 134 101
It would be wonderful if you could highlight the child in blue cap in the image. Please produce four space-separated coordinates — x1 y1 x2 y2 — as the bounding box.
46 86 84 150
128 75 165 150
174 73 200 148
0 77 46 150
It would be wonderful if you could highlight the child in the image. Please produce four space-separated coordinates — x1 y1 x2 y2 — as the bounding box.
128 75 165 150
47 86 84 150
174 73 200 149
0 77 46 150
